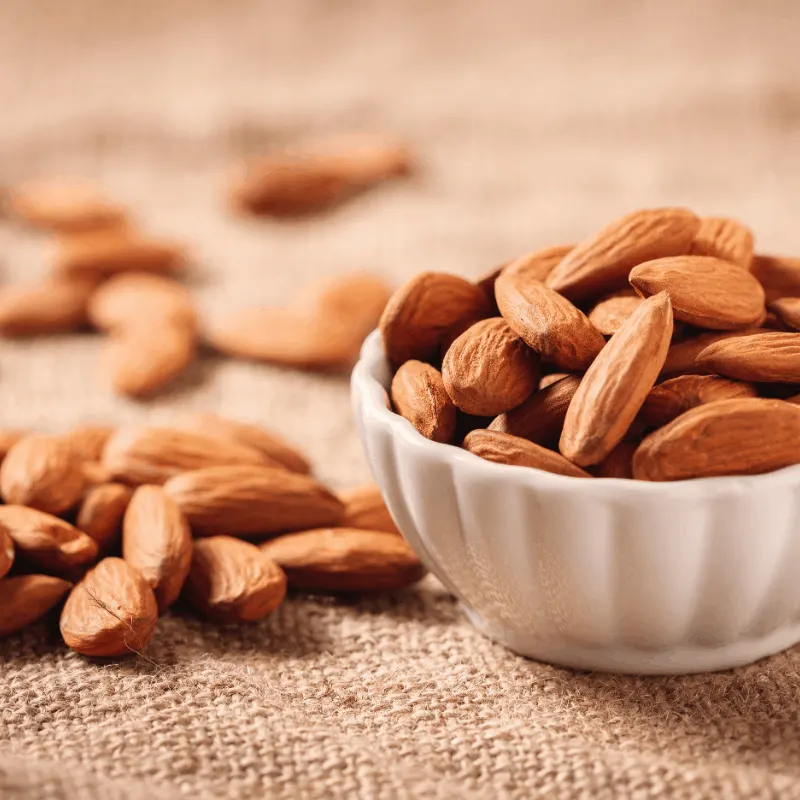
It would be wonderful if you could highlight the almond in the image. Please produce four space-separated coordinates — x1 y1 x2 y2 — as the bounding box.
0 434 87 514
63 425 115 462
464 429 591 478
767 297 800 331
633 398 800 481
0 505 98 575
122 485 192 611
660 328 765 377
0 430 26 464
390 360 457 443
629 255 765 330
339 484 400 535
0 575 72 638
0 277 96 336
0 526 13 579
102 426 272 486
495 272 605 371
538 373 572 389
173 413 310 474
695 332 800 383
640 375 758 428
749 254 800 302
499 244 575 285
379 272 491 367
184 536 286 622
76 483 133 553
546 207 700 300
764 310 792 331
261 528 424 593
560 292 673 466
590 439 637 479
587 290 644 336
82 461 113 487
60 557 158 656
690 217 754 268
163 465 344 537
488 374 581 447
474 264 505 311
441 318 540 415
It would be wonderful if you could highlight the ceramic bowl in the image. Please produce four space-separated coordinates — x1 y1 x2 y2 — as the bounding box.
351 330 800 674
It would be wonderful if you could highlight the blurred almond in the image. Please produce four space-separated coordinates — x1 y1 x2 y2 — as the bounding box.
0 526 13 579
750 254 800 302
82 461 112 486
76 483 133 553
696 332 800 383
768 297 800 331
60 557 158 656
339 484 400 535
690 216 754 268
661 328 765 377
0 575 72 638
587 290 643 336
390 360 457 443
0 277 96 336
0 430 26 464
184 536 286 622
63 425 115 462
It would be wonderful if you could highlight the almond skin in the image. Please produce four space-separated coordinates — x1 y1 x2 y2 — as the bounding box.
749 255 800 303
640 375 758 429
0 434 87 514
590 440 637 479
0 526 13 579
163 465 345 538
0 277 96 336
339 484 400 535
587 290 644 336
76 483 133 553
122 486 193 612
0 506 98 575
488 374 581 447
633 398 800 481
539 373 572 389
498 244 575 285
60 557 158 657
184 536 287 622
629 255 765 330
379 272 491 367
560 292 674 466
464 429 591 477
690 217 754 268
546 207 700 301
660 328 765 377
261 528 425 593
0 430 26 464
0 575 72 638
390 360 457 443
767 298 800 331
102 426 273 486
63 425 115 462
695 332 800 383
442 318 540 416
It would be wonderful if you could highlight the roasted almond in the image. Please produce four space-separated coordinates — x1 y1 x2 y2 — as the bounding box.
339 484 400 535
546 207 700 300
163 465 344 538
64 425 115 462
590 439 637 479
0 434 87 514
629 255 765 330
184 536 286 622
464 429 590 477
690 217 754 268
60 557 158 656
767 297 800 331
0 575 72 638
0 526 13 579
390 360 457 443
498 244 575 285
587 289 644 336
488 374 581 447
560 292 673 466
122 485 192 611
441 318 540 415
0 277 96 336
379 272 491 367
102 426 272 486
660 328 765 377
749 254 800 303
695 332 800 383
0 505 98 575
261 528 425 593
633 398 800 481
640 375 758 428
76 483 133 553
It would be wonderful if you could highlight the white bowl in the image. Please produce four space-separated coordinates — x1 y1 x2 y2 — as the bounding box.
351 330 800 674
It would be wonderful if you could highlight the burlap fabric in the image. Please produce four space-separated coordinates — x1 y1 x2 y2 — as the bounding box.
2 1 800 797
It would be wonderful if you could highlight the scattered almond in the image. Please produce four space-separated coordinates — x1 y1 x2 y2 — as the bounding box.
390 360 457 443
0 575 72 638
339 484 400 535
695 332 800 383
76 483 133 553
690 217 754 268
587 290 644 336
0 277 96 336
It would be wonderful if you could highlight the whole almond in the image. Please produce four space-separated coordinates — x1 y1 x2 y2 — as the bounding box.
496 272 605 371
163 465 344 537
379 272 491 367
76 483 133 553
82 461 113 487
498 244 575 285
102 426 272 486
661 328 765 377
122 486 192 611
590 440 637 479
173 413 310 474
767 298 800 331
0 434 87 514
184 536 286 622
0 277 96 336
749 254 800 302
0 526 13 579
640 375 758 429
63 425 115 462
488 374 581 447
442 318 540 416
464 429 590 478
0 505 98 575
390 360 457 443
474 264 505 312
560 292 674 466
633 398 800 481
339 484 400 535
587 290 644 336
629 255 765 330
60 557 158 656
690 217 754 268
695 332 800 383
539 373 572 389
763 311 791 331
546 207 700 300
0 575 72 638
261 528 425 593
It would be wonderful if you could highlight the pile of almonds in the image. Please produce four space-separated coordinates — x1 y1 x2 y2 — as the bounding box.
381 208 800 481
0 415 422 656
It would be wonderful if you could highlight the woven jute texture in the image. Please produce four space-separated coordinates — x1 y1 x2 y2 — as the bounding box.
2 1 800 797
